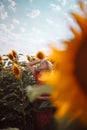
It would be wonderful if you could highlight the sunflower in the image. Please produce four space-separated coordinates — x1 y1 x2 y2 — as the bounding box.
32 57 36 61
36 51 45 59
41 2 87 125
12 50 17 58
0 55 2 64
7 53 14 61
26 55 32 61
12 63 21 78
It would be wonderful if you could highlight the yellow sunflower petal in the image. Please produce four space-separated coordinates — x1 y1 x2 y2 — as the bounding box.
12 50 17 58
7 53 14 61
26 55 32 61
12 63 21 78
0 55 2 64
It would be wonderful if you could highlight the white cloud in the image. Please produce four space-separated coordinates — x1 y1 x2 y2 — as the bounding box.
23 23 27 26
8 0 16 12
20 27 26 32
69 3 80 12
0 25 15 54
31 27 42 33
67 17 73 23
46 18 61 28
0 23 15 32
63 12 74 25
73 4 79 9
0 35 9 43
1 11 8 20
13 19 20 24
0 24 8 32
46 19 54 25
0 23 47 55
0 2 4 10
27 9 40 18
61 0 66 6
9 24 15 30
50 3 61 11
0 2 8 20
57 0 66 6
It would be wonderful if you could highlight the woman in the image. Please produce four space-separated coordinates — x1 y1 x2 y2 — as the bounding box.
26 59 52 84
26 59 58 130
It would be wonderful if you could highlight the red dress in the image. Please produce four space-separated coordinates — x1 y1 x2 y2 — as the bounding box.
34 69 41 85
32 70 53 129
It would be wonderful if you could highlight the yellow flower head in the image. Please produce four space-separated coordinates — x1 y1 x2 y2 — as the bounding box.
36 51 45 59
42 2 87 125
32 57 36 61
12 50 17 58
12 63 21 78
0 55 2 64
26 55 32 61
7 53 14 61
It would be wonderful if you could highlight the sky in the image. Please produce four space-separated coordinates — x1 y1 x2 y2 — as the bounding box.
0 0 87 57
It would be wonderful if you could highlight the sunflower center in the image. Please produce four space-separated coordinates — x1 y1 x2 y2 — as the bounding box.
14 67 20 75
75 39 87 95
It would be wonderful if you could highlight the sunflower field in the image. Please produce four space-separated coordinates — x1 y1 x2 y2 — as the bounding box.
0 50 36 130
1 1 87 130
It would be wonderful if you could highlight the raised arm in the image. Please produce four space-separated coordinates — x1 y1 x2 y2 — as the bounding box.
26 60 41 74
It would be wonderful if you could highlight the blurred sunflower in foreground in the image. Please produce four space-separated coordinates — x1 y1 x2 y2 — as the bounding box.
41 2 87 125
